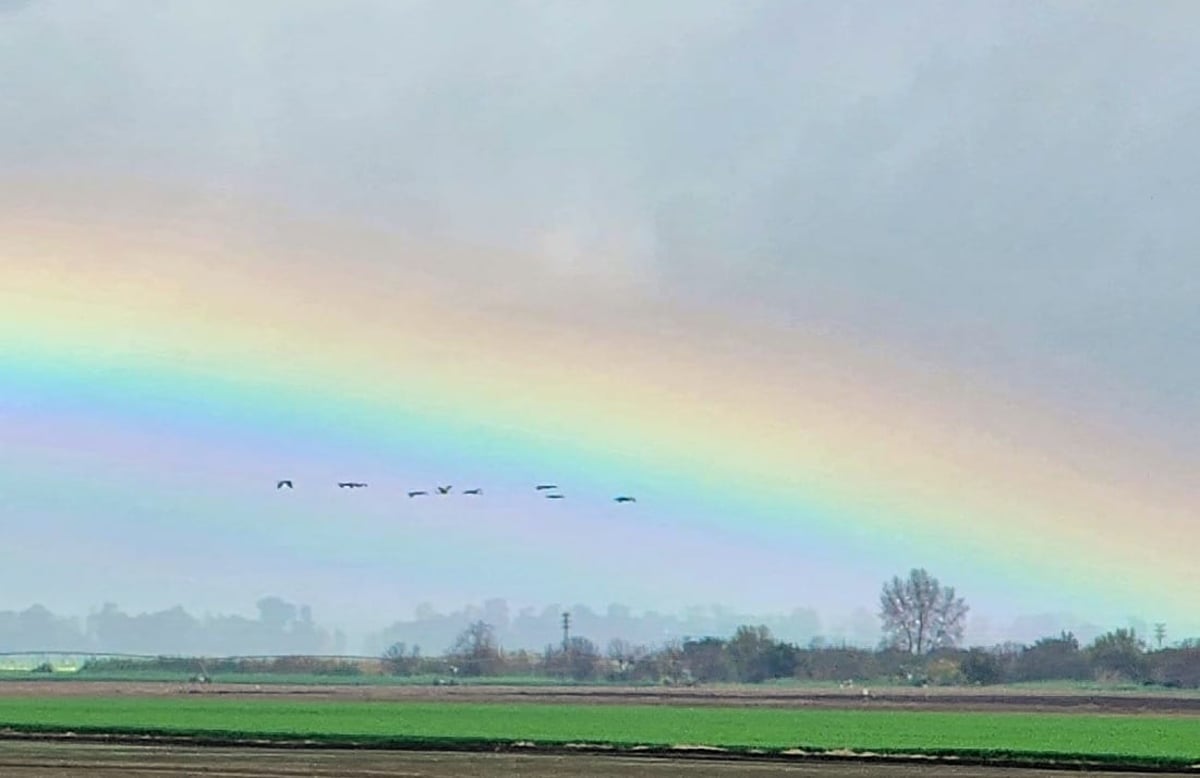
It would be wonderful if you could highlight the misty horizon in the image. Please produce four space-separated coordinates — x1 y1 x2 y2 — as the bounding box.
0 595 1175 658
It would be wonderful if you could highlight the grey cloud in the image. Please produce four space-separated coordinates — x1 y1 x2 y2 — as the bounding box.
1 0 1197 443
0 0 33 15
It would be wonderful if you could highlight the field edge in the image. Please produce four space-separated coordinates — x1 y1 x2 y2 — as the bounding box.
2 727 1197 774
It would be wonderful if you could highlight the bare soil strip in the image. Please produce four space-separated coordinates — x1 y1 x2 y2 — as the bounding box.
1 681 1197 715
1 732 1197 775
0 742 1184 778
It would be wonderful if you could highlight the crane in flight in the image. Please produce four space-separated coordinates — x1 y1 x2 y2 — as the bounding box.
463 488 482 495
436 485 453 495
535 484 558 491
544 493 565 500
407 490 428 498
338 482 368 489
613 496 637 503
276 480 294 490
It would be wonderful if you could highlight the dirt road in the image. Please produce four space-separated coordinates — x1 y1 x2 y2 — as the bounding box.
0 742 1180 777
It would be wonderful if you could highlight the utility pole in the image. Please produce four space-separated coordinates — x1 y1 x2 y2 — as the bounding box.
1154 623 1167 650
561 611 571 653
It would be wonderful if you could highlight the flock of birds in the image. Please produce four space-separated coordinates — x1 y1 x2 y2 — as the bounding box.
274 480 637 503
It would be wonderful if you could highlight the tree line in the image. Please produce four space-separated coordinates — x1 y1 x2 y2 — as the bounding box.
376 620 1199 688
4 568 1194 689
375 569 1198 689
365 599 832 657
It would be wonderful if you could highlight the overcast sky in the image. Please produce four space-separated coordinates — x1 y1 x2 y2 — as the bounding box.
4 0 1195 452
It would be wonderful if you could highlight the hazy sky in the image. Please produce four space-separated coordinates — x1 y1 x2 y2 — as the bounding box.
2 1 1197 646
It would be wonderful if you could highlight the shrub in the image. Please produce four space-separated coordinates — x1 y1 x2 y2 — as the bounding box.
961 648 1004 685
925 657 964 686
1149 648 1200 689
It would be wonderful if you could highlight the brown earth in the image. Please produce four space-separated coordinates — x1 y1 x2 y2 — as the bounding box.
0 742 1181 778
1 680 1198 715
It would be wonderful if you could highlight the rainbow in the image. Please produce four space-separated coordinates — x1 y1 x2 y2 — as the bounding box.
2 200 1196 634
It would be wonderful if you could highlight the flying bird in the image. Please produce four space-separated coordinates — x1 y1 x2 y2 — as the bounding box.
535 484 558 491
436 485 453 495
613 496 636 503
338 482 368 489
544 493 565 500
276 480 293 490
407 490 428 498
463 488 482 495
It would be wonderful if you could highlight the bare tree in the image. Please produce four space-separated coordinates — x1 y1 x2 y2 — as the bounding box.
564 636 601 681
449 620 501 676
879 568 968 654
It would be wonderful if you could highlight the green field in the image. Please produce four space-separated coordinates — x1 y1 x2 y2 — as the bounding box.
0 698 1197 769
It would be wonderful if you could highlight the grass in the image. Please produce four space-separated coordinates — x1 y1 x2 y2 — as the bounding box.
0 697 1196 768
0 670 586 686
